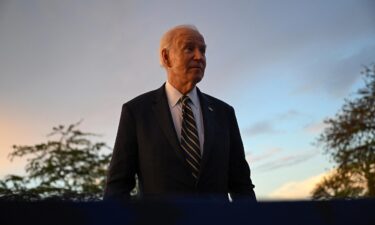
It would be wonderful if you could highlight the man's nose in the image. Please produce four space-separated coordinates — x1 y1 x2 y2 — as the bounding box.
193 48 204 60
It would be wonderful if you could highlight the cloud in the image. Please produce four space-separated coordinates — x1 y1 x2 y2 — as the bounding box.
275 110 303 121
254 149 319 173
267 170 334 200
303 121 327 134
243 110 305 136
205 0 375 95
246 148 282 163
243 121 282 136
294 44 375 98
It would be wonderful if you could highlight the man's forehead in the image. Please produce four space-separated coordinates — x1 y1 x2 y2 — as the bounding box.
174 29 205 46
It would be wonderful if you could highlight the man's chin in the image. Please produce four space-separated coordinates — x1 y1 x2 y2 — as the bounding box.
191 73 204 84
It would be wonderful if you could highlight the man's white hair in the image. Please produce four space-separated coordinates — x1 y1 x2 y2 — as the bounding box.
159 24 201 68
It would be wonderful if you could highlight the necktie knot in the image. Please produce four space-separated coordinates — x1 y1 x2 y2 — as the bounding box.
180 95 191 106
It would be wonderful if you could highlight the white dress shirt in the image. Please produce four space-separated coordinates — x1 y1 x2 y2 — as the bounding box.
165 81 204 154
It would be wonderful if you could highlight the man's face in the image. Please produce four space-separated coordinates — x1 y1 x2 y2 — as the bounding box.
168 29 206 85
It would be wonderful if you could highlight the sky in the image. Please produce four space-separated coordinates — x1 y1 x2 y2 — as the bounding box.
1 0 375 200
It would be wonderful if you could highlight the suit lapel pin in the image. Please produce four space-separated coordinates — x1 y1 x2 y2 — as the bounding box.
208 106 214 112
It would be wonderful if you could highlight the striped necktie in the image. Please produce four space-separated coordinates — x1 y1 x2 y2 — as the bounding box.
180 95 201 180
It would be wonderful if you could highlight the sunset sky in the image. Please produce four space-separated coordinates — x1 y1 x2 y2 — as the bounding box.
1 0 375 199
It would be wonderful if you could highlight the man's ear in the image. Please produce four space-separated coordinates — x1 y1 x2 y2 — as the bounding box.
161 49 171 67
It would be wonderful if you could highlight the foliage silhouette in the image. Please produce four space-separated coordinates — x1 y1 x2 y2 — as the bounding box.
0 121 112 201
312 64 375 199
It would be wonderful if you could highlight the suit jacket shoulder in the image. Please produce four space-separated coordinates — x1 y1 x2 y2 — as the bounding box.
123 88 159 109
199 90 233 108
198 91 236 122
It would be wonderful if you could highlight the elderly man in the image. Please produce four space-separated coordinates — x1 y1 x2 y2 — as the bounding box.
104 25 256 201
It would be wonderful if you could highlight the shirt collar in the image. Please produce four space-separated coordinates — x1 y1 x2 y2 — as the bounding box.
165 81 200 109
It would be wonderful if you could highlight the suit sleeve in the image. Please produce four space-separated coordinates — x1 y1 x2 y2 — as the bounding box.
103 104 138 201
228 107 257 201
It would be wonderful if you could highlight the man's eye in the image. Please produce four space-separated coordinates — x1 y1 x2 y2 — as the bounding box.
184 46 194 52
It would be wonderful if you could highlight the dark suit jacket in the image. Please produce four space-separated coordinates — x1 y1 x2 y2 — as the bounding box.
104 84 256 201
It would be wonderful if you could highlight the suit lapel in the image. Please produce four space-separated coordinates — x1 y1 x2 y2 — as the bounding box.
151 84 187 164
197 88 215 176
